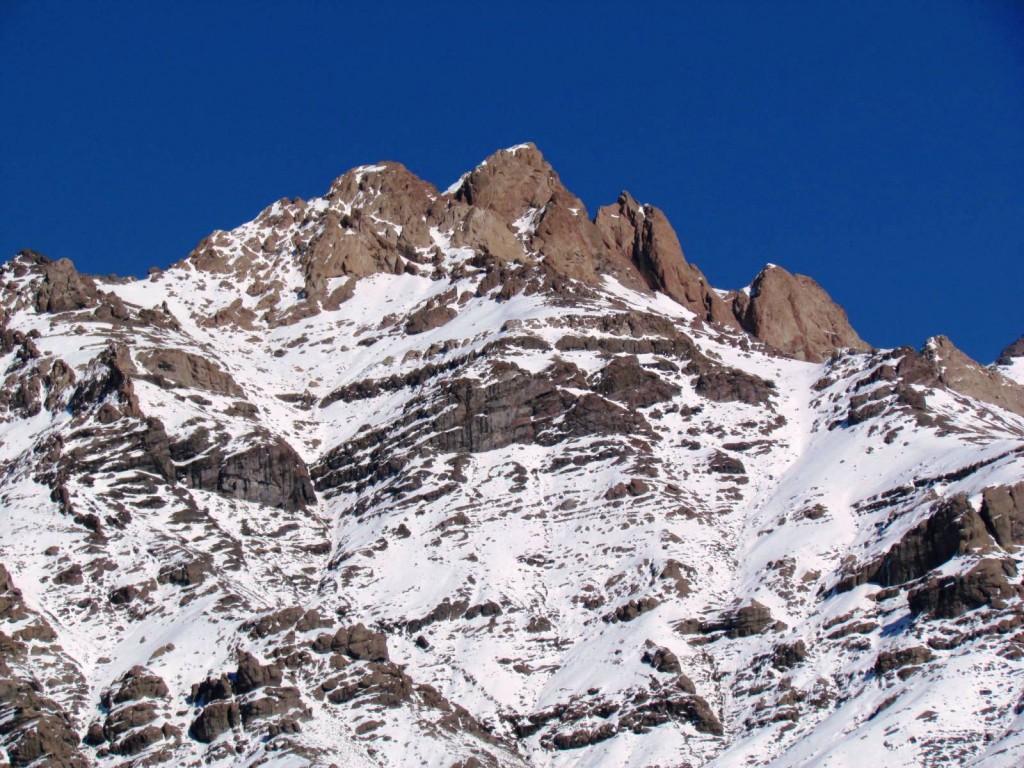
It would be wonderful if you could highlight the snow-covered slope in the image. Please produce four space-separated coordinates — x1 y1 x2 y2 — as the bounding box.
1 144 1023 768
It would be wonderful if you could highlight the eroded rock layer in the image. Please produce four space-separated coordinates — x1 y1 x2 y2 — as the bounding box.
1 144 1023 768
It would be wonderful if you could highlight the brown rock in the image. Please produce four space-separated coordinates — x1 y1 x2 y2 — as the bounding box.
233 652 284 694
708 451 746 476
104 666 169 706
102 702 158 741
594 355 679 408
53 564 83 586
874 646 933 675
596 192 738 327
189 700 240 743
157 558 209 587
910 335 1024 418
314 623 390 662
451 143 563 225
239 686 306 725
180 434 316 512
604 597 660 623
689 363 775 406
908 558 1021 618
772 640 808 670
732 264 870 362
838 495 996 591
20 251 101 314
726 601 773 638
641 645 682 674
190 675 233 705
979 482 1024 550
406 304 458 335
67 343 141 418
996 335 1024 366
110 724 165 756
136 348 244 397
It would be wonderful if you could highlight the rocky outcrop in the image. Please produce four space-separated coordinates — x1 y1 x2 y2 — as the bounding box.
174 431 316 512
837 495 995 592
67 343 141 419
595 192 738 327
0 567 89 768
905 336 1024 418
979 483 1024 550
731 264 871 362
874 646 933 676
301 163 436 296
311 623 389 662
594 355 679 408
233 652 284 694
510 678 723 749
996 335 1024 365
724 601 774 638
102 666 170 707
313 359 656 496
908 558 1021 619
17 250 100 314
136 348 244 397
218 438 316 511
189 700 240 743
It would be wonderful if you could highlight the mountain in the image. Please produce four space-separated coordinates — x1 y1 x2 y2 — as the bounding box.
1 143 1023 768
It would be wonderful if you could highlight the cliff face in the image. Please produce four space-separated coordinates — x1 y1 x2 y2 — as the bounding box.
1 144 1023 768
730 263 871 362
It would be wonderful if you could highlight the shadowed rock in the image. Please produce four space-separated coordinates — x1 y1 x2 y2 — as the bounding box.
979 483 1024 550
908 558 1021 619
996 335 1024 366
837 495 995 592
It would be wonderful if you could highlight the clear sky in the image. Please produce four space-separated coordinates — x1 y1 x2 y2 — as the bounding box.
2 1 1021 362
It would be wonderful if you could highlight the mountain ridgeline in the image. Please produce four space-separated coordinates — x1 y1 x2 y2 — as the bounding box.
1 143 1023 768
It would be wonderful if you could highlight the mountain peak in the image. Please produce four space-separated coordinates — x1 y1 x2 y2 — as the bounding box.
3 143 1024 768
732 263 871 362
997 334 1024 365
449 142 565 221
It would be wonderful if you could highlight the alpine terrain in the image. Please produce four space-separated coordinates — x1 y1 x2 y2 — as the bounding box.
2 143 1024 768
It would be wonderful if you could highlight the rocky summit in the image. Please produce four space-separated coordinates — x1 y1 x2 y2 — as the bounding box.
1 143 1023 768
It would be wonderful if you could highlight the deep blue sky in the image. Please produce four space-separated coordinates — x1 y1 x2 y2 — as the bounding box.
2 2 1022 362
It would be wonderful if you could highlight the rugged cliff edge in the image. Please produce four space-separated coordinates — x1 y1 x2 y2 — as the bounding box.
1 144 1023 768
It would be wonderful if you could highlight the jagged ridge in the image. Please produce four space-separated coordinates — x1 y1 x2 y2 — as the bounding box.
0 144 1023 768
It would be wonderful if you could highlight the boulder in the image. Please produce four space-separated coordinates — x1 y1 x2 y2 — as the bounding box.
189 700 240 743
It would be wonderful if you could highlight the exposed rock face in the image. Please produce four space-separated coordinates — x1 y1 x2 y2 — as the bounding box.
996 335 1024 365
595 192 738 327
189 700 240 743
172 429 315 511
217 437 316 512
20 250 101 314
910 335 1024 418
838 495 996 591
3 143 1024 768
312 623 389 662
0 567 89 768
908 559 1021 618
979 483 1024 550
234 652 284 694
136 348 245 397
68 343 141 418
452 144 563 226
732 264 871 362
103 666 170 706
